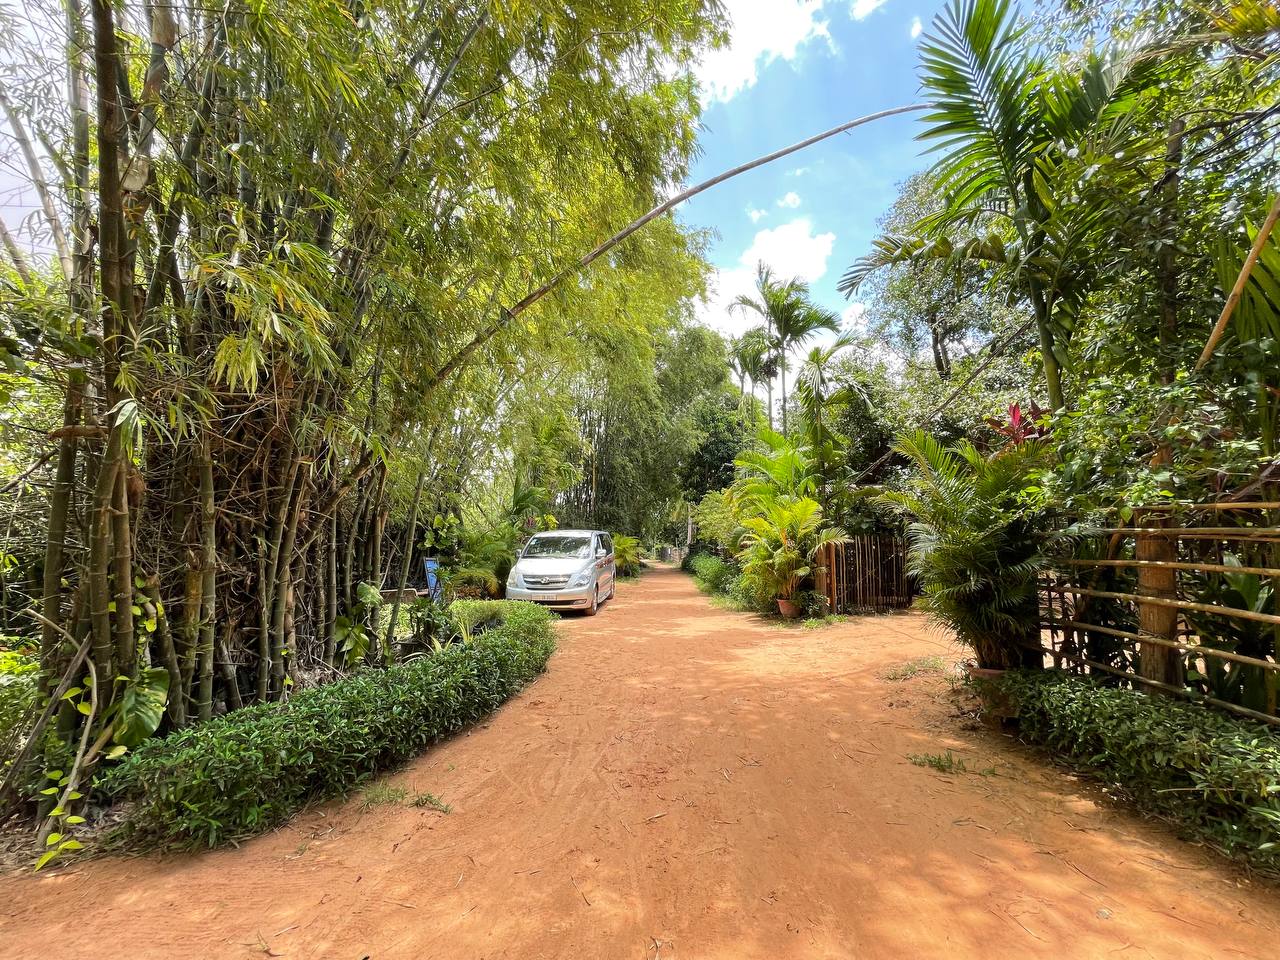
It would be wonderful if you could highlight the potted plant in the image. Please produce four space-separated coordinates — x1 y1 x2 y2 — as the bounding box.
736 496 847 619
877 429 1050 718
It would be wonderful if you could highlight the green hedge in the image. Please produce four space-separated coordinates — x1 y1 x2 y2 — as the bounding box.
998 670 1280 871
688 552 737 594
103 600 555 848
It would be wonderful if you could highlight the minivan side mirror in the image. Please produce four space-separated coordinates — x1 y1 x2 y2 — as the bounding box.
595 548 607 559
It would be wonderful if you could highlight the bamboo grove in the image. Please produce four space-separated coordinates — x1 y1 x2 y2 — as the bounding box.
0 0 728 809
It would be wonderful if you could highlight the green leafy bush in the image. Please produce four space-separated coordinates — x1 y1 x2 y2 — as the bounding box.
102 602 555 849
0 647 39 748
999 670 1280 871
736 495 846 604
878 431 1049 668
446 565 501 599
611 533 642 577
688 552 737 594
448 598 541 636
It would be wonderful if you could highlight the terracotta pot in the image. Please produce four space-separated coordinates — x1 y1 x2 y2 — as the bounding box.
964 664 1018 722
777 598 802 619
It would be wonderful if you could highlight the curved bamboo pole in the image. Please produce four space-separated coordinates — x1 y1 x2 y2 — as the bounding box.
427 104 928 389
1195 193 1280 370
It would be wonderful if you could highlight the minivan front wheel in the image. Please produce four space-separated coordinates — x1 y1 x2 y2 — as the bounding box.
584 587 599 616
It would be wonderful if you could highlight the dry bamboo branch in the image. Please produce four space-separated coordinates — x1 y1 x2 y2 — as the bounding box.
1195 192 1280 370
428 103 928 389
1056 584 1280 628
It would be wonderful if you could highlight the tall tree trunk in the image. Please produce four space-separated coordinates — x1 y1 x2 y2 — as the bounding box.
325 511 338 664
780 355 788 435
111 465 136 678
196 434 216 721
384 472 426 659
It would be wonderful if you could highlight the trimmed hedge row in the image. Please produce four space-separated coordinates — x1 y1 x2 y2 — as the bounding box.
998 670 1280 870
103 600 555 848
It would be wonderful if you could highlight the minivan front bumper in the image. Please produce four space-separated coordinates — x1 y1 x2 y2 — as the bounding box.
506 585 594 609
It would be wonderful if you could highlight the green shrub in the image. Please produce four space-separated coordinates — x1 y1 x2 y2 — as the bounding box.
999 670 1280 871
878 431 1050 669
448 598 542 636
0 647 39 748
102 602 555 849
728 571 772 611
688 553 737 594
446 565 501 598
612 533 642 577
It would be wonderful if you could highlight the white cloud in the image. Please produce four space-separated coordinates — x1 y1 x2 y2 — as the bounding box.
698 218 837 337
747 206 768 223
776 191 802 209
910 16 923 38
694 0 834 103
788 166 810 177
842 302 868 331
741 217 835 284
851 0 889 19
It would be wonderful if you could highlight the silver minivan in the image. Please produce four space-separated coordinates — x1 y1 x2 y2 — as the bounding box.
505 529 616 615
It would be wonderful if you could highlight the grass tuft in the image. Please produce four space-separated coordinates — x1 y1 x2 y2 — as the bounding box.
409 791 452 813
883 655 947 681
360 783 408 810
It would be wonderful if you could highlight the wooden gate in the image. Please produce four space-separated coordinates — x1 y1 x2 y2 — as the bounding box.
821 536 914 613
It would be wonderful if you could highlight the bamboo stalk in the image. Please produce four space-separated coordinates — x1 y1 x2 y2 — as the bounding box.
1043 618 1280 673
111 463 136 679
144 576 185 727
383 472 426 658
1195 193 1280 370
196 437 216 722
1056 584 1280 628
325 512 338 665
1061 558 1280 577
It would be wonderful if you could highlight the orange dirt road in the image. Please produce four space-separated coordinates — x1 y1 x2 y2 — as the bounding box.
2 564 1277 959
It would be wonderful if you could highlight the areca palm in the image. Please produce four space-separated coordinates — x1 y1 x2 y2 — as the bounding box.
876 429 1050 668
732 263 840 433
795 334 865 495
840 0 1151 410
736 495 849 603
795 333 861 448
732 428 820 505
731 327 771 417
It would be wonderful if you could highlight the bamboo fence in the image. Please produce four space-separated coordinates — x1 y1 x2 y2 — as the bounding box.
821 536 914 613
1038 503 1280 726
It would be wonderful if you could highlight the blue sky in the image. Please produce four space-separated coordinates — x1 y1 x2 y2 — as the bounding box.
682 0 947 340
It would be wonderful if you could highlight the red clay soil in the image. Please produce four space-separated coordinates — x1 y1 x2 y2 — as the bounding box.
2 564 1277 959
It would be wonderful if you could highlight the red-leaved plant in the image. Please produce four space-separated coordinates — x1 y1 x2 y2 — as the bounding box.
987 402 1048 445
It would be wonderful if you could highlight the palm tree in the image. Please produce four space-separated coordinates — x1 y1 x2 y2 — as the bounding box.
876 429 1049 668
733 428 820 505
731 263 840 434
795 333 860 449
733 327 771 418
840 0 1150 411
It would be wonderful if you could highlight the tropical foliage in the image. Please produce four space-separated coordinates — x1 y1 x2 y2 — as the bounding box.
879 430 1050 669
0 0 729 852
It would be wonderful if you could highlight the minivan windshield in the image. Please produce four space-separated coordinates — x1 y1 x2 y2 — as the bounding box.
522 535 592 560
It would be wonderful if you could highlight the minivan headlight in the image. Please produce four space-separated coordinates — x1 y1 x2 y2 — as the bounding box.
572 570 593 587
507 569 521 587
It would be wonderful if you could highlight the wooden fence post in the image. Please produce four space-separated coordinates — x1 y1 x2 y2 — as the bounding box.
1136 520 1183 687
